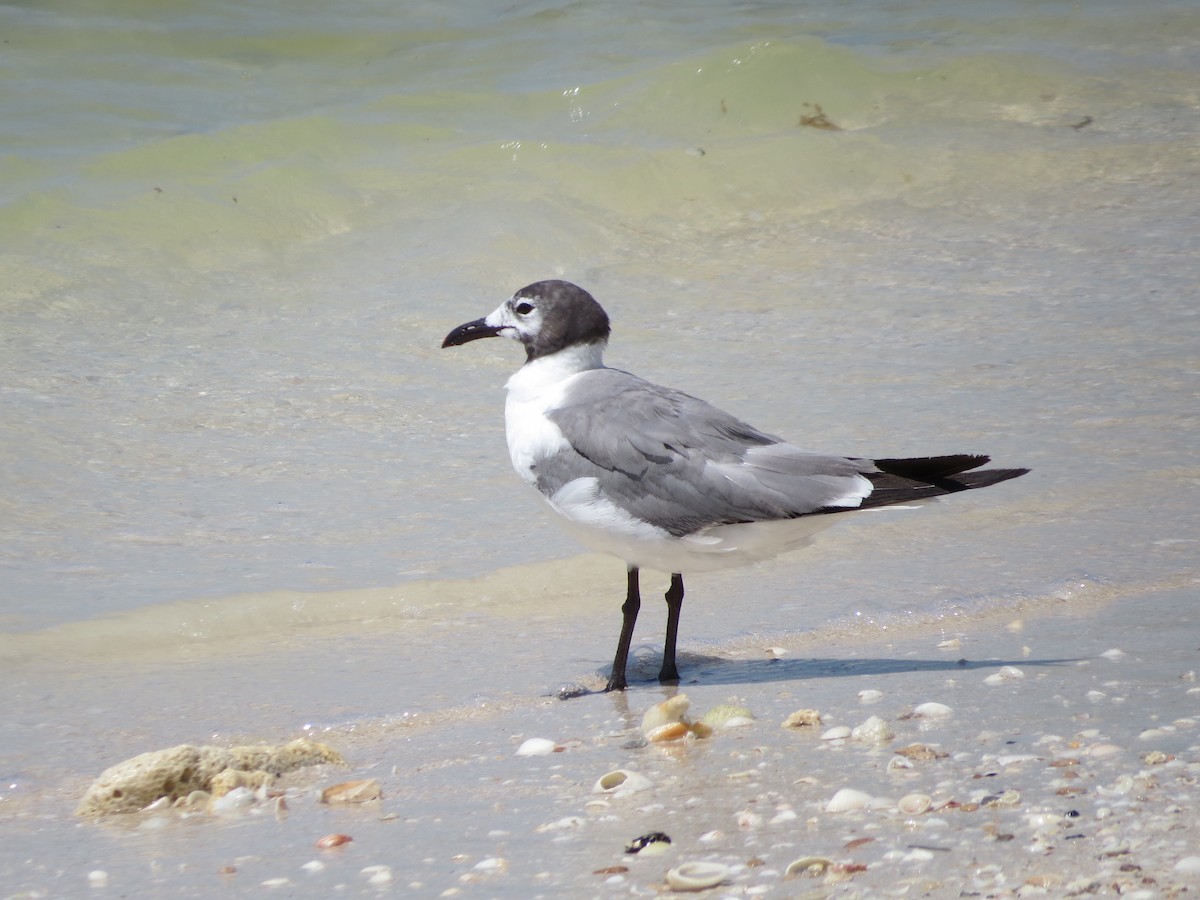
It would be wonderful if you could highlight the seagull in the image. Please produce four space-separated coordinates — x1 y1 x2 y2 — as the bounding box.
442 280 1028 691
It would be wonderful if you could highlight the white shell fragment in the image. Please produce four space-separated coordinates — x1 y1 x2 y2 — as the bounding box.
665 861 731 891
851 715 894 743
912 702 954 719
984 666 1025 685
820 726 852 741
593 769 654 796
642 694 712 741
858 689 884 704
825 788 874 812
898 793 932 815
785 856 832 877
515 738 558 757
701 705 755 728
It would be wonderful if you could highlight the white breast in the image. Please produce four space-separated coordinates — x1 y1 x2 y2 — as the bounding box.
502 344 605 485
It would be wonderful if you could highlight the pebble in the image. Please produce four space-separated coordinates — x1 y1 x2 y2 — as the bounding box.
1174 857 1200 875
87 870 108 887
858 689 884 704
1101 648 1126 659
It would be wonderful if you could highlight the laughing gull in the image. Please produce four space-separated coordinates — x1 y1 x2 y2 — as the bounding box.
443 280 1028 691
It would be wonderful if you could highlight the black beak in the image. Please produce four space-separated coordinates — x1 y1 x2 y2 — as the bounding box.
442 318 502 348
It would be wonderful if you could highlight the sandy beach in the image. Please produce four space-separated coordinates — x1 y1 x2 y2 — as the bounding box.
4 1 1199 896
4 568 1200 897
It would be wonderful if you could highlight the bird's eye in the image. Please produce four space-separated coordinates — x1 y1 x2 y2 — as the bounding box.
514 301 535 315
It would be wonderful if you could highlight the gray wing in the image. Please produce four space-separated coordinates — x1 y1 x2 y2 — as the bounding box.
535 368 874 537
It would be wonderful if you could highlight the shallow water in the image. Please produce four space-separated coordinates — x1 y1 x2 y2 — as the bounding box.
2 0 1199 894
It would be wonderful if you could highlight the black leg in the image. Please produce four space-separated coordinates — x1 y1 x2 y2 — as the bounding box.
606 566 641 692
659 573 684 683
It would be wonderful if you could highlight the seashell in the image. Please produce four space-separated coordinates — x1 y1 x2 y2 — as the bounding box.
894 743 947 761
320 779 381 804
784 856 832 877
702 704 756 728
851 716 894 743
898 793 932 815
983 666 1025 685
360 865 393 886
912 702 953 719
316 833 353 849
1100 648 1125 659
825 788 873 812
624 831 671 855
820 725 852 741
642 695 691 734
858 689 884 704
515 738 558 756
1142 750 1172 765
665 861 731 891
646 721 690 743
209 786 256 813
593 865 629 875
735 809 763 830
982 789 1021 807
782 709 822 729
593 769 654 795
887 756 913 771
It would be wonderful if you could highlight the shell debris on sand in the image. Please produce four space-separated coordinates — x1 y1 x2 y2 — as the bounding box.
76 738 345 816
593 769 654 796
665 861 731 891
641 694 712 742
782 708 822 729
320 778 381 804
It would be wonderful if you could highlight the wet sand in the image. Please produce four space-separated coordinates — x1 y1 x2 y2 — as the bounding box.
4 574 1198 897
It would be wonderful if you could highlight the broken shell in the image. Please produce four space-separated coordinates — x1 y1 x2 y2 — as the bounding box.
820 726 852 741
646 721 690 743
858 689 884 704
895 743 948 761
665 861 731 891
898 793 932 815
642 695 691 734
782 709 822 729
785 856 832 877
316 833 353 849
825 788 873 812
320 779 381 804
701 705 755 728
593 769 654 795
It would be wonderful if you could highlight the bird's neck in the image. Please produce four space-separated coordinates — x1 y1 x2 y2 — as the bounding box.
505 341 607 398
